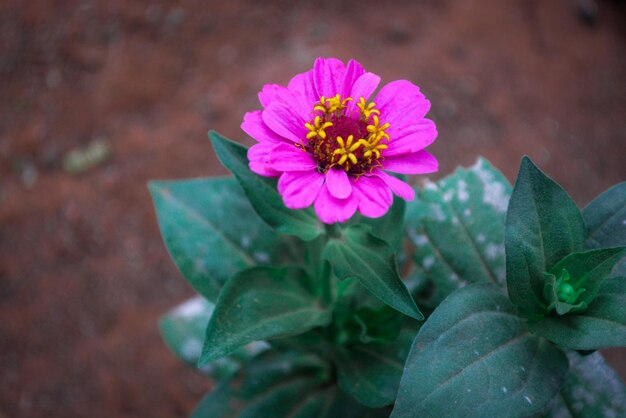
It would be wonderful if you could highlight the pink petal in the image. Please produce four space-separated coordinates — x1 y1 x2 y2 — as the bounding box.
347 72 381 114
248 142 316 173
241 111 288 144
385 118 438 157
313 58 346 99
278 170 324 209
375 80 431 128
353 176 393 218
288 69 318 105
341 59 365 98
247 143 282 177
266 143 317 172
382 150 439 175
249 162 281 177
262 102 307 144
258 84 308 119
350 72 381 102
325 168 353 199
314 184 358 224
374 171 415 201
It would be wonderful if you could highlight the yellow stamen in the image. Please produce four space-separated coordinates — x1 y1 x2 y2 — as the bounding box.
357 97 380 121
305 115 333 140
301 95 391 175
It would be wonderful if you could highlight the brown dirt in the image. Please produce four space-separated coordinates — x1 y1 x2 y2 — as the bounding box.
1 0 625 416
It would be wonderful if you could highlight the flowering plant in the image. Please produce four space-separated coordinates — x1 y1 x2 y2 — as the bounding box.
150 58 626 417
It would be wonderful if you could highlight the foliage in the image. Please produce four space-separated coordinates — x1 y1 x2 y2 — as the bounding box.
150 133 626 417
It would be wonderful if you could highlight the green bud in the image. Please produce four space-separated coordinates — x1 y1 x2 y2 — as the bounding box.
554 269 586 305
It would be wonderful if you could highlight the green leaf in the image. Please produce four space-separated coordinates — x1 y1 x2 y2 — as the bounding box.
192 350 390 418
361 195 407 249
506 156 585 317
529 276 626 350
149 177 302 301
348 305 404 345
405 157 511 307
159 296 269 379
583 182 626 249
538 351 626 418
199 266 332 365
548 247 626 306
323 225 423 320
392 283 568 418
334 327 415 408
209 131 323 241
192 351 327 418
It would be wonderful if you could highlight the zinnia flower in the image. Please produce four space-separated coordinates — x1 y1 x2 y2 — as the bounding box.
242 57 438 224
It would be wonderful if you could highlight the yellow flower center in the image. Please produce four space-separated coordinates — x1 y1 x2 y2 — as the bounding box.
300 94 390 177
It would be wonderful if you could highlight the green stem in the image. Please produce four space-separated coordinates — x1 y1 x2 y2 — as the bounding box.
319 260 332 305
324 223 342 239
305 232 334 306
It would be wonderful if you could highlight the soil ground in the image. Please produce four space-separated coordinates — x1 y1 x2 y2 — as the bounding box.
1 0 625 417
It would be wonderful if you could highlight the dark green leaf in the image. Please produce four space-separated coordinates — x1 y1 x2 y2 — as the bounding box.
361 195 407 249
549 247 626 306
529 277 626 350
324 225 423 320
149 177 302 301
583 182 626 249
538 351 626 418
199 266 332 365
349 305 403 345
192 350 389 418
405 157 511 307
159 296 269 379
392 283 568 418
334 327 414 408
209 131 323 241
506 156 585 317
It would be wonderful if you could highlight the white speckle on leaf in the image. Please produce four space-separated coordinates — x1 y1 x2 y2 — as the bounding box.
477 234 486 243
622 219 626 225
443 190 454 202
254 251 270 263
467 388 471 393
502 386 508 394
424 180 438 191
485 243 503 260
173 296 206 319
432 205 446 221
181 338 202 360
464 208 471 217
474 164 509 213
473 350 479 355
457 180 469 202
524 396 532 404
572 385 596 406
193 259 208 275
240 235 251 248
414 234 429 247
602 407 617 418
521 366 526 372
244 341 271 356
422 255 435 269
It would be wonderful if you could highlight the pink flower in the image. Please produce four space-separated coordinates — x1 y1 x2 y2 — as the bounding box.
241 58 438 224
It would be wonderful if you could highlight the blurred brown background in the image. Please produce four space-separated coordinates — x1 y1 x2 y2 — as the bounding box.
1 0 625 417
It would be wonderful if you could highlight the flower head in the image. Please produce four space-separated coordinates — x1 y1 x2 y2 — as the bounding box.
242 58 438 224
